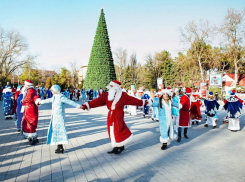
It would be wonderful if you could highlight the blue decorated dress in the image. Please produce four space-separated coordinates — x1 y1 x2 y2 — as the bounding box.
223 97 243 131
2 88 14 119
40 93 81 145
152 99 176 143
16 93 23 129
151 97 159 120
93 90 98 99
171 95 180 131
141 93 150 115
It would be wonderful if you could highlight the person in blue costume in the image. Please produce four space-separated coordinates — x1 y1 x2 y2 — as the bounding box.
46 88 53 98
151 93 159 121
223 92 243 132
172 88 180 132
141 91 151 118
39 85 82 154
63 89 70 98
2 85 14 119
15 85 24 132
81 89 87 102
93 89 98 99
204 92 220 129
86 88 93 101
40 87 45 99
151 89 176 150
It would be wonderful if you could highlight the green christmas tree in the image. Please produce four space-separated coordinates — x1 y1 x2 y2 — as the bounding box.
84 8 116 89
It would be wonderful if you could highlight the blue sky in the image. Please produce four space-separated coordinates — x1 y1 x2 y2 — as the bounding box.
0 0 244 70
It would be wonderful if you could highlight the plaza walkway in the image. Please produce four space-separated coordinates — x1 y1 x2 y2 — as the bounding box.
0 100 245 182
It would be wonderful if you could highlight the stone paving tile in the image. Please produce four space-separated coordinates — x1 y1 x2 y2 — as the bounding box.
1 101 245 181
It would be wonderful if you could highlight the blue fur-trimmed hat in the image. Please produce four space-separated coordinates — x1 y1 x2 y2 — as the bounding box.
51 85 61 93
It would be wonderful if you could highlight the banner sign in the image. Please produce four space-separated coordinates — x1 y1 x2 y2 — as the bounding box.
210 74 222 86
200 82 207 97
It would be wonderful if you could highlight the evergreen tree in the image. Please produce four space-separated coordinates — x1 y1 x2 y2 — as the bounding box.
84 8 116 89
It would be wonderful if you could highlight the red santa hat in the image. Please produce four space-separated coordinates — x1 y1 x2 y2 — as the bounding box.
24 80 33 86
109 80 121 87
185 87 192 94
231 89 236 93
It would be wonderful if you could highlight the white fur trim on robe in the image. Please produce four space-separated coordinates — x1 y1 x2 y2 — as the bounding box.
23 132 37 139
111 89 122 110
35 98 41 106
84 102 90 111
110 123 133 147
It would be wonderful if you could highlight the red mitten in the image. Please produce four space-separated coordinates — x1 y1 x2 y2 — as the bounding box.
81 104 87 110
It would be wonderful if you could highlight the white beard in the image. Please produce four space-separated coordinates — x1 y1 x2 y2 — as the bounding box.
108 87 117 101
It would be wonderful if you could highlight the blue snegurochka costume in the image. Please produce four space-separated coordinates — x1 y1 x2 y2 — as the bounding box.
40 85 81 145
151 90 176 147
151 97 159 121
2 85 14 119
141 92 150 117
223 93 243 131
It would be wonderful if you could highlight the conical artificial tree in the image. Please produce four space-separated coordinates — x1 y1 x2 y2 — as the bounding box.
84 8 116 90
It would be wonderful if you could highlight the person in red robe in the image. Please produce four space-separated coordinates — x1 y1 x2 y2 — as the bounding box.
190 93 202 125
177 87 192 142
22 80 41 145
81 80 148 154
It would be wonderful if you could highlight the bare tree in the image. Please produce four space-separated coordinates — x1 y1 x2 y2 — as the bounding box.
69 60 80 88
113 48 127 82
219 8 245 86
179 19 216 82
0 26 35 85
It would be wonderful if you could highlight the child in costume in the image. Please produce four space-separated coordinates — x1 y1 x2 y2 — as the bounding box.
204 92 220 129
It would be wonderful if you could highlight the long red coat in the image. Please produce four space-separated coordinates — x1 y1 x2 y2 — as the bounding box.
179 94 191 127
87 92 143 146
22 88 40 133
14 90 21 113
190 96 202 120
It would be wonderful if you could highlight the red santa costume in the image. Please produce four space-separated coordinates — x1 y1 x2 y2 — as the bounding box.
22 80 41 145
82 80 147 154
190 90 202 125
177 87 192 142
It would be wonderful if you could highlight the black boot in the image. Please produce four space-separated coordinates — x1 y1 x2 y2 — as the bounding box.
114 146 125 154
192 121 194 125
161 143 167 150
29 138 39 145
196 121 199 125
55 144 64 154
107 147 118 154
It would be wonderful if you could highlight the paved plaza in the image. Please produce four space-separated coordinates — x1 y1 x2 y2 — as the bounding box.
0 100 245 182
